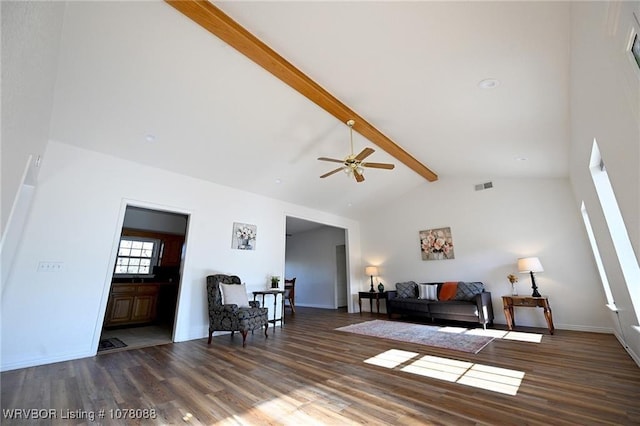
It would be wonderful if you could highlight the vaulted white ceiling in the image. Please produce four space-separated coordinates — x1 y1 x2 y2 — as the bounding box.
49 1 570 219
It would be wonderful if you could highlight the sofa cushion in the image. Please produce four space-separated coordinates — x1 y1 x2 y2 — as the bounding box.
418 283 438 300
438 282 458 301
428 300 479 317
454 282 484 301
389 297 430 313
396 281 417 298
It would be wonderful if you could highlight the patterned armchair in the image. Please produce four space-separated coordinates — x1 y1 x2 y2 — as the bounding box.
206 274 269 347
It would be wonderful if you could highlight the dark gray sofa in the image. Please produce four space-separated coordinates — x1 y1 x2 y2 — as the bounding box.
387 281 494 328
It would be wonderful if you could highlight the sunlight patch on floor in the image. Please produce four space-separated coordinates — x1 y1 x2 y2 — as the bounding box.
248 392 329 426
401 355 472 382
438 326 468 334
466 328 509 338
456 364 524 395
364 349 419 368
440 326 542 343
503 331 543 343
366 351 525 395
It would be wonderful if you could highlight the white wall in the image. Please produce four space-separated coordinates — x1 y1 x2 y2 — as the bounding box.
1 1 65 235
568 1 640 363
360 177 609 331
285 226 346 309
0 1 65 287
0 141 360 371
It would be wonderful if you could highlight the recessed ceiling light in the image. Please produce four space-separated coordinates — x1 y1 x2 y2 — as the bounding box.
144 134 156 143
478 78 500 89
275 178 282 184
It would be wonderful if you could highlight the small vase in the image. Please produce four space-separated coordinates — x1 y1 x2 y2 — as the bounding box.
511 282 518 296
378 283 385 293
429 251 444 260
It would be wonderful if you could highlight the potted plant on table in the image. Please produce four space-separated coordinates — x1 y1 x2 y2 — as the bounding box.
271 276 280 289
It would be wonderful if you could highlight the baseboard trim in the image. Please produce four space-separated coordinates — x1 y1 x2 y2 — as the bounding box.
1 350 94 372
555 323 613 334
174 325 208 343
295 303 336 309
616 327 640 368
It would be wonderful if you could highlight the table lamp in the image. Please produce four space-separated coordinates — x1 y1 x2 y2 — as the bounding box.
365 266 378 292
518 257 544 297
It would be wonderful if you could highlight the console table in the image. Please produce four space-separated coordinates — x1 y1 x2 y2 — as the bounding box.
253 290 285 328
358 291 388 315
502 295 555 334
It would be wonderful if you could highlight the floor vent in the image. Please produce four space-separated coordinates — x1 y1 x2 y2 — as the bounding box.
475 181 494 191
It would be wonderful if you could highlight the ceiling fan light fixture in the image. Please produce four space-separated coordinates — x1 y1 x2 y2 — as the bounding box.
317 118 395 183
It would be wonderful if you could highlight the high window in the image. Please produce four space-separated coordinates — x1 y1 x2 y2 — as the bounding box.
580 201 614 306
589 140 640 322
114 237 160 275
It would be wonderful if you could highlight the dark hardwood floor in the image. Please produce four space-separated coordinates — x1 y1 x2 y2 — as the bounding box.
2 307 639 425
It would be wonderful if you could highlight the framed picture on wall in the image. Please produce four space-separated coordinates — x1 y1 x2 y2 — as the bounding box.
419 227 455 260
232 222 257 250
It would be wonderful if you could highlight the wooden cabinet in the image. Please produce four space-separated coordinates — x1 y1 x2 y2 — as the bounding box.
104 284 159 327
160 234 184 267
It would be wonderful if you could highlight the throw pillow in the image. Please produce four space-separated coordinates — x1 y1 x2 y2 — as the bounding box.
418 283 438 300
438 281 458 301
219 282 250 307
427 284 438 301
418 283 428 299
454 281 484 301
396 281 417 298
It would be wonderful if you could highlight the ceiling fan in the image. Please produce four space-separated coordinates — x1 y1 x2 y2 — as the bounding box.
318 119 395 183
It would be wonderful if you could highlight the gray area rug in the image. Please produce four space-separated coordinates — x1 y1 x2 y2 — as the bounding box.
336 320 493 354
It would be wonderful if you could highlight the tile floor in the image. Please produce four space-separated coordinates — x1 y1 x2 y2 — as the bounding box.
99 324 173 354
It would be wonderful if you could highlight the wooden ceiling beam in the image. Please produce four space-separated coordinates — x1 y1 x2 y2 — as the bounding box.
165 0 438 182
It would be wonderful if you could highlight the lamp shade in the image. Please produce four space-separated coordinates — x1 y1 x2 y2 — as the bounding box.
517 257 544 273
365 266 379 276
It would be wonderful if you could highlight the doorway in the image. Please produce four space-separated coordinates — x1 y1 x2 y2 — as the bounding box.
336 244 348 308
98 206 188 353
284 217 349 312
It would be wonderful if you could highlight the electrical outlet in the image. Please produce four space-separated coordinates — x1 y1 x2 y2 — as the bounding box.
37 261 64 272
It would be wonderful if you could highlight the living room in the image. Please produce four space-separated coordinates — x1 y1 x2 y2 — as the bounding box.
1 1 639 419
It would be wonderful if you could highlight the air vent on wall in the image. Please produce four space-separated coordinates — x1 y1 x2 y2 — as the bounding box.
475 181 494 191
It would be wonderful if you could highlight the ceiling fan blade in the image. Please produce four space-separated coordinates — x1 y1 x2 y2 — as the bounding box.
361 162 395 170
353 169 365 183
320 167 343 178
318 157 345 164
354 147 375 162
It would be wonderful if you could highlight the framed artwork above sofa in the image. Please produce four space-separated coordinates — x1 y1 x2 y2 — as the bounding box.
419 227 455 260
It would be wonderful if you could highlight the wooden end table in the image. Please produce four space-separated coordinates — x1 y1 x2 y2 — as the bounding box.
253 290 285 328
502 295 555 334
358 291 388 314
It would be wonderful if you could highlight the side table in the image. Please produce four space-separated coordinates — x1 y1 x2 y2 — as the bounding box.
358 291 388 315
253 290 285 328
502 295 555 334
